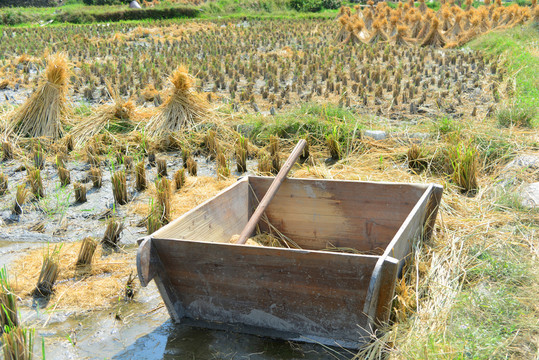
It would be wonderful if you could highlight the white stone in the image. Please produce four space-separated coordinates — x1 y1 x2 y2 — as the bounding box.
520 182 539 208
364 130 387 140
504 154 539 173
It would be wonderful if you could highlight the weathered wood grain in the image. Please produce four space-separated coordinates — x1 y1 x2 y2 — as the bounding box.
249 177 429 250
363 184 442 324
152 237 379 345
136 176 443 348
153 178 249 242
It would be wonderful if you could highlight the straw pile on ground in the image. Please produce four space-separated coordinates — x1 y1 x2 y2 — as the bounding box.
11 242 135 310
10 54 71 139
131 176 234 219
70 87 137 147
145 65 208 137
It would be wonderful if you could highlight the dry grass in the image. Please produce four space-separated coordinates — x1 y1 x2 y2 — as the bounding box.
12 242 135 311
130 176 235 219
10 54 70 139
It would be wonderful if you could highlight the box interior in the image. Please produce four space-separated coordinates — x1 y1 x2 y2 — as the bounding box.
153 176 429 254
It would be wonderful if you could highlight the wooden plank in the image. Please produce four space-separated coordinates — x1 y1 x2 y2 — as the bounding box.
249 177 428 205
423 184 444 241
363 184 443 326
151 238 379 343
152 178 249 242
248 177 429 250
136 237 184 322
136 236 157 287
258 216 402 251
373 257 399 324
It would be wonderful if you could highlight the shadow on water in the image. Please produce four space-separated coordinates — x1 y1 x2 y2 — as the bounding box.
113 320 353 360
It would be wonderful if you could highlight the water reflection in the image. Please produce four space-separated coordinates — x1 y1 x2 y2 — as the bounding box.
113 320 352 360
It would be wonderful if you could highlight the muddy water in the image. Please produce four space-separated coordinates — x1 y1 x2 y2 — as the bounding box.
1 156 351 359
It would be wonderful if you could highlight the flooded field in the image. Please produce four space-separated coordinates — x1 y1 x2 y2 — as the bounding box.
0 1 537 358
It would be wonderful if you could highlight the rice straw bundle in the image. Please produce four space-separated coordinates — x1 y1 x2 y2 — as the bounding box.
146 66 208 137
369 20 389 44
421 18 447 47
33 246 60 297
364 8 374 30
392 25 412 46
71 87 136 147
345 20 366 45
336 15 351 42
447 13 464 39
10 54 70 140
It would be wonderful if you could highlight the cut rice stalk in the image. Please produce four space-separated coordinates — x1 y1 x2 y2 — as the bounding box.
0 267 19 329
75 237 97 268
33 245 61 298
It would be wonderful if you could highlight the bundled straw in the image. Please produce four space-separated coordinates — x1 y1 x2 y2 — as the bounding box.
70 86 136 147
101 218 124 250
10 54 70 139
421 18 447 47
146 66 208 137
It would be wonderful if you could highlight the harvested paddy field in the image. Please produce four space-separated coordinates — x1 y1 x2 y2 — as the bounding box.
0 1 538 359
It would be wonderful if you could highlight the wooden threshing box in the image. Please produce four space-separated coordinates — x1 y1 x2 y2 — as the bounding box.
137 176 443 348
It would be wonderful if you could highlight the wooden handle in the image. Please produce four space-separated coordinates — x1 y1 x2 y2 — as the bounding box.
236 139 306 245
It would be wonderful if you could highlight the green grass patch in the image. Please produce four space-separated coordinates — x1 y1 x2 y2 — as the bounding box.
468 24 539 127
235 102 363 153
0 2 198 26
447 245 538 358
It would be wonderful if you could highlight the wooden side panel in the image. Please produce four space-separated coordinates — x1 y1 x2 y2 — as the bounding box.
152 238 380 346
136 237 185 322
152 179 249 243
423 184 444 241
373 257 399 324
363 184 443 324
248 177 428 251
